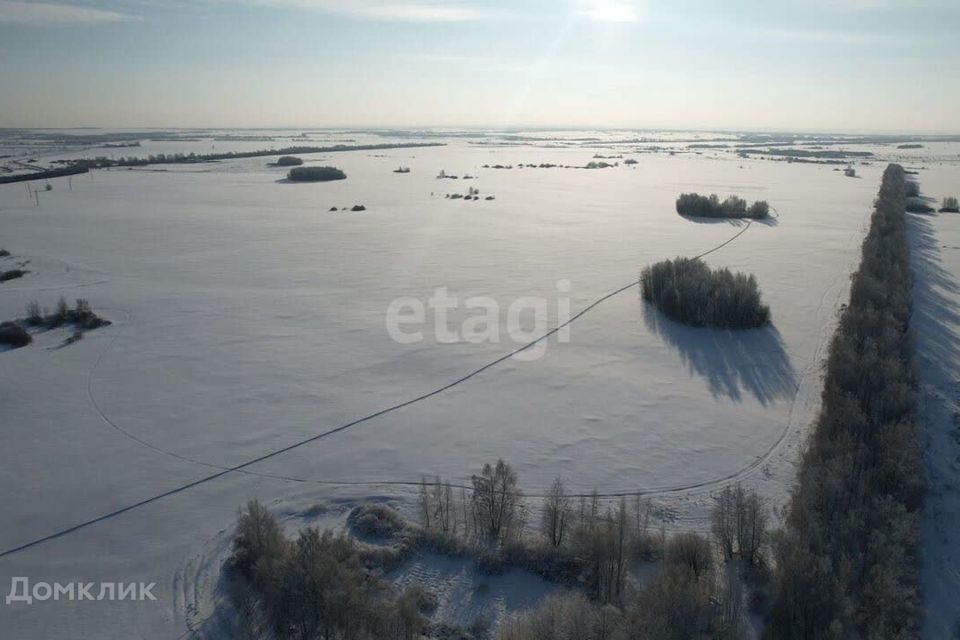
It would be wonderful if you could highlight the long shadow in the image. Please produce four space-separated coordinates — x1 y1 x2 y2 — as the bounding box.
679 213 779 228
678 213 746 226
642 303 797 406
907 212 960 638
909 213 960 373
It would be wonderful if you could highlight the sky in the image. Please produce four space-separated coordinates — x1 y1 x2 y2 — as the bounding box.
0 0 958 132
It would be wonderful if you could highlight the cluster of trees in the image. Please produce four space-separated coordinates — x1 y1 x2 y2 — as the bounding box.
286 166 347 182
25 297 110 331
230 501 431 640
676 193 770 219
406 462 772 638
496 481 771 640
767 164 921 639
229 457 774 639
641 257 771 329
940 196 959 213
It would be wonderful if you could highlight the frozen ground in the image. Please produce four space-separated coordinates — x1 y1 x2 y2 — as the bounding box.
0 132 957 637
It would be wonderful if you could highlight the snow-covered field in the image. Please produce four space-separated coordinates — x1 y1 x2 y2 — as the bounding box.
0 132 957 638
907 165 960 639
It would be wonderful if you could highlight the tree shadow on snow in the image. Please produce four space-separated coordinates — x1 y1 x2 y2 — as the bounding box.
678 213 779 228
677 213 747 226
909 213 960 373
642 303 797 406
906 212 960 637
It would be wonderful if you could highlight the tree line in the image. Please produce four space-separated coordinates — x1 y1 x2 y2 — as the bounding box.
766 163 921 639
0 143 444 184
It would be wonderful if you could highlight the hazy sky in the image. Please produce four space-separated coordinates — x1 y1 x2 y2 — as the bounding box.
1 0 958 132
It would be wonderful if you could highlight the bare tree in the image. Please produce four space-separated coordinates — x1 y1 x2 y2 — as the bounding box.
541 477 571 547
711 484 767 566
472 459 523 543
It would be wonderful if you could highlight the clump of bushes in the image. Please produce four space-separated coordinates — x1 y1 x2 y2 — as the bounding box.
641 257 771 329
940 196 959 213
286 166 346 182
0 321 31 348
0 268 27 282
676 193 770 219
350 204 366 212
229 500 428 640
0 249 10 258
348 503 406 539
273 155 303 166
768 164 920 639
23 297 111 332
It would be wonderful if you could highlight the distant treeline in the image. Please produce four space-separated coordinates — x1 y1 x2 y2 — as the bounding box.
768 164 920 638
0 143 444 184
739 148 873 159
0 164 90 184
86 142 443 167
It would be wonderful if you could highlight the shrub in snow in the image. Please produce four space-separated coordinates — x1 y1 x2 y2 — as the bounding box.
348 503 405 539
940 196 958 213
273 155 303 166
0 269 27 282
0 321 30 348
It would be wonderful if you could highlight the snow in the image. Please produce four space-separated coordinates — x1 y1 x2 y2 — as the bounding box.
390 552 564 632
0 132 957 638
907 166 960 639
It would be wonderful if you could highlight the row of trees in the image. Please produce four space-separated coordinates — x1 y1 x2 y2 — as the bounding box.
767 164 921 639
640 257 771 329
676 193 770 219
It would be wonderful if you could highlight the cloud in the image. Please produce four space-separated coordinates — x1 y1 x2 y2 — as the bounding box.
242 0 491 22
0 1 138 24
577 0 639 22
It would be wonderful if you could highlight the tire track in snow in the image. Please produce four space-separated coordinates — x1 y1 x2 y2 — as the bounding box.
1 220 758 559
